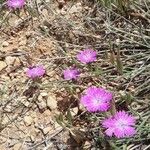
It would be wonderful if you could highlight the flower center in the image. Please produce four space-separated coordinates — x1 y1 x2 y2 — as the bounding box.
68 72 74 77
13 1 21 6
84 53 91 60
116 119 127 129
93 97 102 105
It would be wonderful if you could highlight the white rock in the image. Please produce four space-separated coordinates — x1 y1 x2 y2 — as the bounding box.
23 101 30 107
13 143 22 150
70 107 78 117
24 116 33 126
2 41 9 47
5 56 16 65
43 126 52 134
38 95 43 102
14 57 20 66
37 101 47 109
0 61 7 71
40 92 48 97
47 94 57 110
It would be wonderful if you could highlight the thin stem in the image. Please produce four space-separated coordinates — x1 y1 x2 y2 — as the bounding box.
110 98 117 115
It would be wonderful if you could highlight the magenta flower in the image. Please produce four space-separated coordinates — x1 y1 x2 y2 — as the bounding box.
7 0 25 9
26 65 45 79
77 49 97 64
102 111 136 138
63 68 79 80
80 87 113 112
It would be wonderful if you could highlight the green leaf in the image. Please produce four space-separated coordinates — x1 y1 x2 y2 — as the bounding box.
66 109 73 125
93 67 102 76
55 113 64 127
116 49 123 75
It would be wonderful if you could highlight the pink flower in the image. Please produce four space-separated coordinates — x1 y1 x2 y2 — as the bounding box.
77 49 97 64
80 87 113 112
7 0 25 9
26 65 45 79
102 111 136 138
63 68 79 80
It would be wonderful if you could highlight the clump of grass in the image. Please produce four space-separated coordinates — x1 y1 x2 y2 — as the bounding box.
98 0 134 13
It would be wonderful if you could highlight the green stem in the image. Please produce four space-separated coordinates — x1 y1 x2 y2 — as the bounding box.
110 98 117 115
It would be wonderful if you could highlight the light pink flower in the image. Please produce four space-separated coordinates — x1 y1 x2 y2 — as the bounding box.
63 68 79 80
80 87 113 112
102 111 136 138
7 0 25 9
26 65 45 79
77 49 97 64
